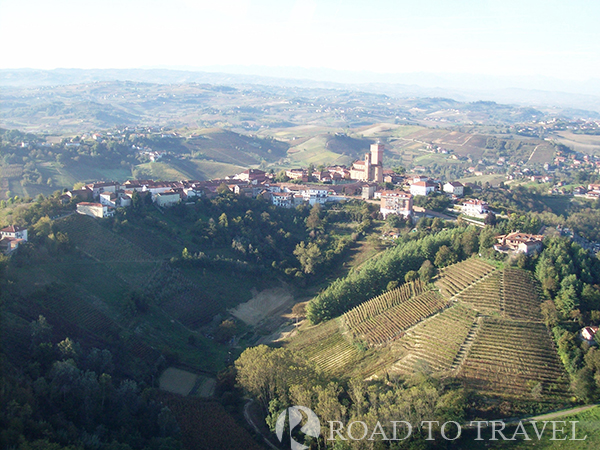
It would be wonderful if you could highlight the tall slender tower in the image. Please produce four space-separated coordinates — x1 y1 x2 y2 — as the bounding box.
370 142 384 182
370 143 383 166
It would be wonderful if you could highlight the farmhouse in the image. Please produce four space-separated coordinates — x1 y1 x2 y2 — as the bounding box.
0 236 24 254
1 225 28 241
379 191 413 219
494 231 544 255
0 225 28 254
77 202 115 218
443 181 464 197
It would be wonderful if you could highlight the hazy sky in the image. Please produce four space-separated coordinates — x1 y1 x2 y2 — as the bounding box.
1 0 599 81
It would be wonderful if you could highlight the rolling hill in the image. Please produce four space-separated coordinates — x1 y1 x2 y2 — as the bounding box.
284 258 571 409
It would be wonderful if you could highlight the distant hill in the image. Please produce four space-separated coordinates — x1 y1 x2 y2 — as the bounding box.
2 67 600 115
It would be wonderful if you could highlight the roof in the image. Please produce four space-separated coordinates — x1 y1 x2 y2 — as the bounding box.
446 181 464 187
380 190 412 198
1 225 26 233
463 199 487 206
78 202 103 207
412 181 436 187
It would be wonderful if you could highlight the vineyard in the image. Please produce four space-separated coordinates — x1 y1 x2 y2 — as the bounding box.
458 318 570 400
503 268 543 321
435 258 496 298
343 288 448 345
286 319 362 376
455 271 503 313
342 281 428 327
391 304 479 375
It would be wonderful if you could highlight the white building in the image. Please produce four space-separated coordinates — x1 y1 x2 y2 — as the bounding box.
271 192 294 208
461 199 489 216
443 181 464 197
77 202 114 218
410 181 437 196
0 225 28 241
380 191 413 218
155 191 181 207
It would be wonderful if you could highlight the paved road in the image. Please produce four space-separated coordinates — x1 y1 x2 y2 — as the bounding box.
244 399 279 450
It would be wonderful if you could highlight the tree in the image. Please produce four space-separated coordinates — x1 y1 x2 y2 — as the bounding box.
294 241 324 274
484 212 497 226
418 260 436 283
434 245 456 268
404 270 418 283
306 203 323 231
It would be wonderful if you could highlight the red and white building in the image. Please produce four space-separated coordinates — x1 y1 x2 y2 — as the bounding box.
461 199 490 216
380 191 413 219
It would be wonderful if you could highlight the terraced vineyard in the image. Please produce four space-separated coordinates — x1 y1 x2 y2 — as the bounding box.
288 258 569 405
343 281 428 328
435 258 496 298
455 271 502 313
286 319 361 375
342 283 448 345
391 303 479 374
458 318 570 400
503 268 543 321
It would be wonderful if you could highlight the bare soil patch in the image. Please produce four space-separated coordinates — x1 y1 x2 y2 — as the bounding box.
230 285 295 326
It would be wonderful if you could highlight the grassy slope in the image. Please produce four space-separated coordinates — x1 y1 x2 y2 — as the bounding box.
6 212 280 373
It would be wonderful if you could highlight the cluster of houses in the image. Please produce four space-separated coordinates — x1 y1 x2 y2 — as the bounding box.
573 183 600 200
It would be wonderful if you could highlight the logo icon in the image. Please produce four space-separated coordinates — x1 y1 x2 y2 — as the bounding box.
275 405 320 450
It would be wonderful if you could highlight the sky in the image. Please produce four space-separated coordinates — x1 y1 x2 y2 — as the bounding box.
1 0 599 82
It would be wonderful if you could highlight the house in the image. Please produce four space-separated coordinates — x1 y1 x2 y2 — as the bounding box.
235 169 267 183
380 191 413 218
85 181 120 198
0 236 24 254
461 199 490 216
77 202 114 218
1 225 28 241
99 191 118 208
410 180 437 197
494 231 544 255
155 190 181 207
285 169 308 182
66 188 93 202
362 184 377 200
581 326 599 343
443 181 464 197
271 192 294 208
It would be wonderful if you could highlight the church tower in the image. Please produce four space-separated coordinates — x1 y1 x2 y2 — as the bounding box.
370 142 384 183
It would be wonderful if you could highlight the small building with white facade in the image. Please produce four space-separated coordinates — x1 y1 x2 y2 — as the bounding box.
77 202 114 218
443 181 464 197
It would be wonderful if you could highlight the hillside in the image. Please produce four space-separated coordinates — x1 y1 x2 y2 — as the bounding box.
284 258 571 412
